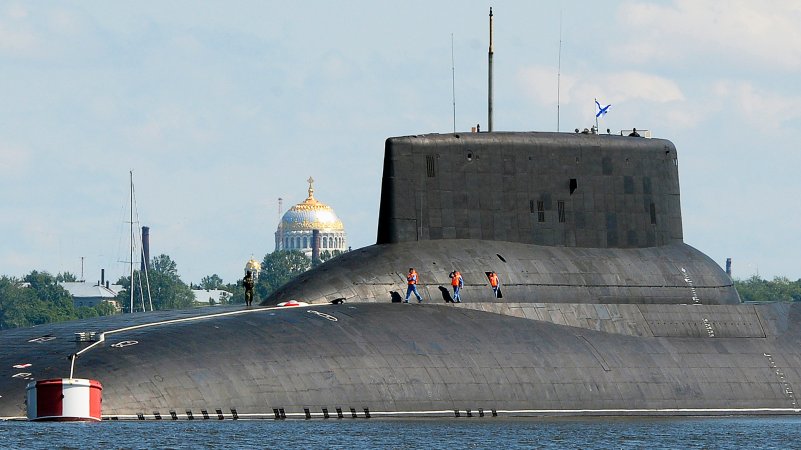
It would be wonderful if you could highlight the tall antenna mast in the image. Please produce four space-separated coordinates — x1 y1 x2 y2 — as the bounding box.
557 10 562 132
488 7 494 132
451 33 456 133
129 170 134 314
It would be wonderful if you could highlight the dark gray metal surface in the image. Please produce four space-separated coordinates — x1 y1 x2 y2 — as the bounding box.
0 131 794 420
1 302 799 419
268 240 738 306
378 132 681 248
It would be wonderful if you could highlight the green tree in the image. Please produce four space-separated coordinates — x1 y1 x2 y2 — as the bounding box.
199 274 224 290
76 306 99 319
117 254 194 312
0 272 82 328
95 301 119 316
23 271 76 323
0 272 118 329
55 272 78 282
225 281 246 305
254 250 311 301
734 276 801 302
320 249 344 262
0 276 40 329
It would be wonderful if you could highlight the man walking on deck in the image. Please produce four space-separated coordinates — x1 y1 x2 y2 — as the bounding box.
488 271 500 298
405 268 423 303
450 270 463 303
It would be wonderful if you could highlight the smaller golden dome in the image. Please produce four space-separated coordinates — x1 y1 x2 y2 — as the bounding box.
245 258 261 273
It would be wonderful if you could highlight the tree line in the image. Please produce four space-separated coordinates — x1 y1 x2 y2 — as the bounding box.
0 249 339 329
733 275 801 302
0 271 117 329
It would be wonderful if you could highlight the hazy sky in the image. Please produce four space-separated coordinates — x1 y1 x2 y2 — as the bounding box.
1 1 799 284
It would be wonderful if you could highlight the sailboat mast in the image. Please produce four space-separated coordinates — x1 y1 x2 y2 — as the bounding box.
129 170 134 313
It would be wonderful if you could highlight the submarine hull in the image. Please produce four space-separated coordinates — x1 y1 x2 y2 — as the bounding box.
1 131 792 419
1 302 799 419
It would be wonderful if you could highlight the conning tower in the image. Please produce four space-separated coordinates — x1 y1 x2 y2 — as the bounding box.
268 132 739 306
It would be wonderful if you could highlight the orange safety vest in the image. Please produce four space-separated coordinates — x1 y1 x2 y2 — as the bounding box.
407 271 418 285
451 272 462 287
489 273 499 287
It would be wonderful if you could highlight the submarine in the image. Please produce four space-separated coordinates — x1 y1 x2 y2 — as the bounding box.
1 129 799 420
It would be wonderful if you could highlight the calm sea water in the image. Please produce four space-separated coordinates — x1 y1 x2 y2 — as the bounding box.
1 416 800 449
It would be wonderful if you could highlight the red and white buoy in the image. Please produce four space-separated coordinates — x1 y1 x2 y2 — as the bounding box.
26 378 103 421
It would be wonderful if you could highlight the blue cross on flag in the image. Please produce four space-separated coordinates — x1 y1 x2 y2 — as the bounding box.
595 99 611 118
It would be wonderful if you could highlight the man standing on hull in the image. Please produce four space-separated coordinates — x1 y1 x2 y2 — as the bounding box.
405 268 423 303
488 271 500 298
450 270 463 303
243 271 255 307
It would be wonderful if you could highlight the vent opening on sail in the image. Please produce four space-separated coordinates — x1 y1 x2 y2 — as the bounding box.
426 155 436 177
650 202 657 225
496 254 507 263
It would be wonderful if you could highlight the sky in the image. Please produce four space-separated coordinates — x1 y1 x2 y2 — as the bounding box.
1 0 799 285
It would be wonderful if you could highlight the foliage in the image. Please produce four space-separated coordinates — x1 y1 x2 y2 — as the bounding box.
225 281 246 305
117 254 194 312
199 274 224 290
734 275 801 302
254 250 312 302
0 272 117 329
319 250 343 262
55 272 78 282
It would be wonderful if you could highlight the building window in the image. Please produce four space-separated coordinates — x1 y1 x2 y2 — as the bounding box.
650 202 657 225
557 201 566 223
537 200 545 222
303 237 308 248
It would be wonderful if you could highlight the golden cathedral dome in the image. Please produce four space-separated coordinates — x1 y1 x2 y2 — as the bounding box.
279 177 345 232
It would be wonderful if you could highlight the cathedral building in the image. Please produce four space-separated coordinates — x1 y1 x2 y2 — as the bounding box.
274 178 347 258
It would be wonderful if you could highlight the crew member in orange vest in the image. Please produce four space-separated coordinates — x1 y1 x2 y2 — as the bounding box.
488 271 500 298
404 267 423 303
450 270 463 303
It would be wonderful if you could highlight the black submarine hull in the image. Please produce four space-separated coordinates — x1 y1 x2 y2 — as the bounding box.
2 131 796 419
1 300 799 419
